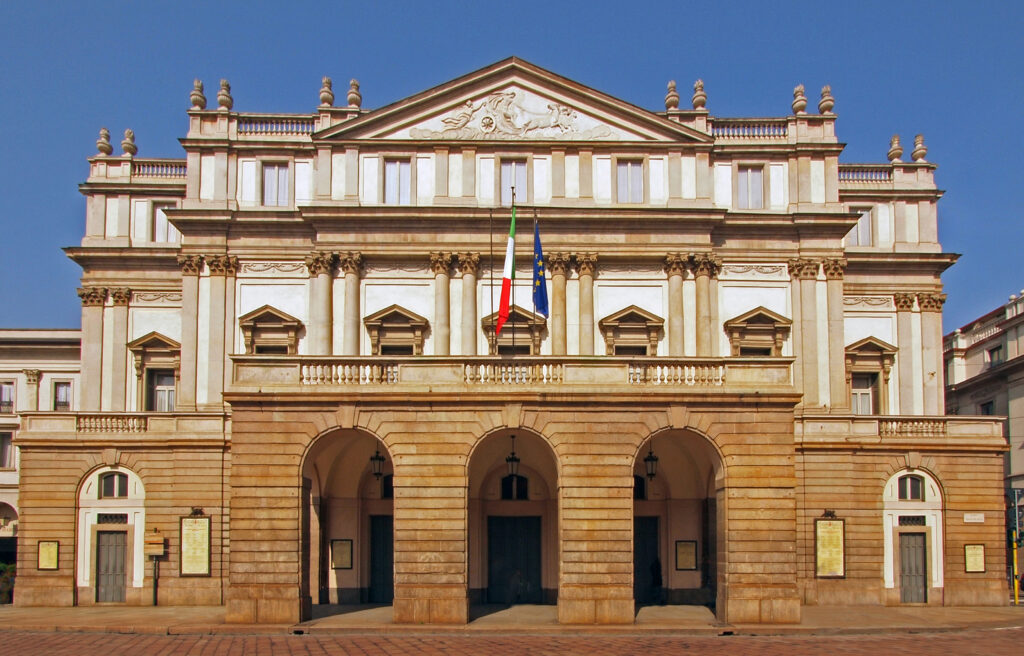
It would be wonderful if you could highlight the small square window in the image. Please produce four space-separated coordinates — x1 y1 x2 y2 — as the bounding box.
737 166 763 209
152 204 180 243
846 208 873 246
53 382 71 412
0 432 13 469
617 160 643 203
500 159 527 206
0 381 13 414
384 159 411 206
262 163 289 207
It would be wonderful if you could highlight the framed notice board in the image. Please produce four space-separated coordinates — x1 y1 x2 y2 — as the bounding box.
180 515 211 577
815 518 845 578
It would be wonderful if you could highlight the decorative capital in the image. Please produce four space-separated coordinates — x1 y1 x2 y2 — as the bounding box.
77 287 108 307
190 79 207 109
339 251 364 275
548 253 571 276
574 253 598 277
206 255 239 276
688 253 721 278
787 258 819 280
305 251 337 277
822 257 846 280
319 76 334 107
177 254 203 276
347 79 362 108
120 129 137 157
692 79 707 110
110 288 132 306
912 134 928 162
818 85 835 114
917 292 946 312
457 252 480 276
664 253 687 277
665 80 679 110
429 251 453 276
888 135 904 163
96 127 113 156
217 79 233 110
893 292 916 311
22 369 41 386
792 84 808 114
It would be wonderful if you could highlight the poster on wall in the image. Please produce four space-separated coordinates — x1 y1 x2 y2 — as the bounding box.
180 515 211 576
964 544 985 573
331 539 353 569
815 518 845 578
37 541 58 570
675 540 697 570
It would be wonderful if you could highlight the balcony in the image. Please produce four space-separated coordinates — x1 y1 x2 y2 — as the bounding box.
15 412 227 446
797 414 1006 449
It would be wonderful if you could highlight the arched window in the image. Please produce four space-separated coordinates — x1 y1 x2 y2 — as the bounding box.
501 474 528 500
99 472 128 499
898 474 925 501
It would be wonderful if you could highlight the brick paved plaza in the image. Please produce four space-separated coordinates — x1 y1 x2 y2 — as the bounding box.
0 627 1021 655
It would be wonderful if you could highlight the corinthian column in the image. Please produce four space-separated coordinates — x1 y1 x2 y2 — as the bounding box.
823 258 847 410
789 258 820 407
548 253 571 355
77 286 108 411
430 252 453 356
23 369 40 412
109 288 131 411
177 255 202 411
575 254 597 355
205 255 238 407
664 254 686 357
894 293 916 414
340 252 364 356
690 253 720 357
305 251 337 355
458 253 480 355
918 292 947 415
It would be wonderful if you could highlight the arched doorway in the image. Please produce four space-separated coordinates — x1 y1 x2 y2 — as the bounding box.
468 430 558 607
882 468 944 604
301 429 393 617
77 466 146 604
633 430 723 611
0 502 17 566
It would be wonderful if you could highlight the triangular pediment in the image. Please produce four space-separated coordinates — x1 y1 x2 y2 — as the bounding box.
599 305 664 329
724 306 792 329
317 57 711 144
127 331 180 352
845 336 897 355
364 304 428 327
238 305 302 328
481 304 547 327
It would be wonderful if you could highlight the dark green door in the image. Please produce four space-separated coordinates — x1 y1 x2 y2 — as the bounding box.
369 515 393 603
899 532 927 603
633 516 660 604
96 531 126 603
487 516 542 604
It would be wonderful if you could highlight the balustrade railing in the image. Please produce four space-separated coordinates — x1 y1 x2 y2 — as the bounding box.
131 159 187 178
710 118 788 139
237 114 316 136
879 418 948 438
838 164 893 183
77 414 147 433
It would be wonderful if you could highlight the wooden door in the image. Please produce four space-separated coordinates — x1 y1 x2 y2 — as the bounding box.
487 516 542 604
899 532 927 603
369 515 394 603
633 516 660 604
96 531 126 603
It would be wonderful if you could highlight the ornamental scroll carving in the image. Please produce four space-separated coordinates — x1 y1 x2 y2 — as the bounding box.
409 90 614 141
844 296 893 309
720 264 787 279
241 262 307 275
133 292 182 304
787 258 819 280
207 255 239 276
77 287 108 307
305 252 338 277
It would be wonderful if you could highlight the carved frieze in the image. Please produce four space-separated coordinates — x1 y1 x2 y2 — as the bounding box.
305 252 338 277
177 255 203 276
787 258 819 280
893 293 917 311
77 287 108 307
240 262 307 275
844 296 894 309
719 264 788 280
132 291 182 305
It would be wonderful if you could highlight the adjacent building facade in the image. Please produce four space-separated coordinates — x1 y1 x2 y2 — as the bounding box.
13 59 1006 624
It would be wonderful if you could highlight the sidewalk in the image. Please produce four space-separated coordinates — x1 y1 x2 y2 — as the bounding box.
0 603 1023 637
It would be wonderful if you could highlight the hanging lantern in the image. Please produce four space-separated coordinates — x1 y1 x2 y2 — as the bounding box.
505 434 520 477
370 448 385 479
644 445 659 480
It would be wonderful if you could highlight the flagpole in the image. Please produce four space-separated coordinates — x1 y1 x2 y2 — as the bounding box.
489 208 494 356
511 186 516 358
532 209 538 338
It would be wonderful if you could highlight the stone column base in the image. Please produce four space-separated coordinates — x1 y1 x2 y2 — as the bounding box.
393 584 467 624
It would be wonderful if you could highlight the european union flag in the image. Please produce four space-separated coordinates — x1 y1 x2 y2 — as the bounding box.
532 221 549 317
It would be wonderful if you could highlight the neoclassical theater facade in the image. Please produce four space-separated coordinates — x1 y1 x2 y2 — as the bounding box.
13 58 1006 624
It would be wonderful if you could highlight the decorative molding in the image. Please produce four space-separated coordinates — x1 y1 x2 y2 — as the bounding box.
363 263 429 275
917 292 947 312
177 255 203 276
547 253 571 277
843 296 894 309
663 253 688 277
893 293 917 311
429 252 454 276
305 252 338 277
339 252 364 276
207 255 239 277
240 262 307 275
787 258 819 280
574 253 598 277
688 253 721 278
719 264 788 280
133 292 182 305
821 258 847 280
77 287 108 307
110 288 132 306
457 252 481 276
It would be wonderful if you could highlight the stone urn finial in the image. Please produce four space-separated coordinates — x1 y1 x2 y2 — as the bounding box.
319 76 334 107
818 85 835 114
96 127 113 156
190 79 206 109
692 79 706 110
911 134 928 162
887 135 903 162
120 128 137 156
792 84 807 114
217 79 233 110
665 80 679 110
347 79 362 108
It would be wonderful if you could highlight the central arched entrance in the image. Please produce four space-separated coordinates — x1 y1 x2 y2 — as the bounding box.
301 429 393 619
468 430 559 609
633 429 723 612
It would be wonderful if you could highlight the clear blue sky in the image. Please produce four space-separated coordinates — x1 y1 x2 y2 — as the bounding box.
1 1 1020 331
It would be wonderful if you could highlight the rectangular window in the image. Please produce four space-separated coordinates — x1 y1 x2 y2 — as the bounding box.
53 381 71 412
616 160 643 203
737 166 763 209
980 401 995 416
851 373 878 415
383 159 412 206
262 163 289 206
0 382 12 414
987 346 1004 368
500 159 528 206
846 208 873 246
152 204 180 243
146 370 175 412
0 433 12 468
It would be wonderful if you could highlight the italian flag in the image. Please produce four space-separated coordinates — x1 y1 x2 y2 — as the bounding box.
496 206 516 335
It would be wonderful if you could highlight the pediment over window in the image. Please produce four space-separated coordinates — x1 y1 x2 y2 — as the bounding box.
127 332 181 374
845 336 897 360
723 306 792 356
363 304 429 355
239 305 303 355
598 305 664 356
845 336 897 414
482 305 546 355
315 58 712 144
